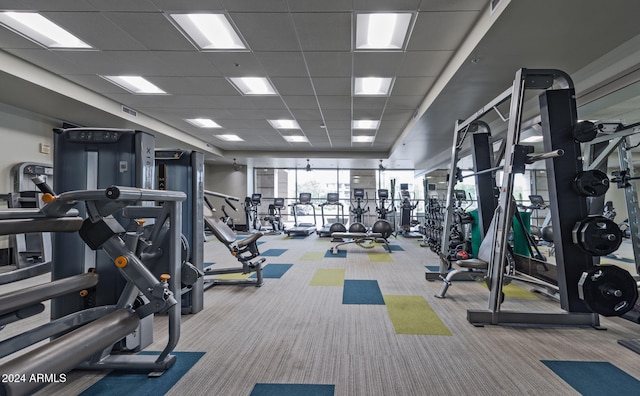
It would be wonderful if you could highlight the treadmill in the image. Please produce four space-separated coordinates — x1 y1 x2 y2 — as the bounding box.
318 192 345 237
285 193 317 236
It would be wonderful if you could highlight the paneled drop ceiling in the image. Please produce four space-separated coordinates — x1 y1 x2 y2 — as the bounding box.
0 0 640 172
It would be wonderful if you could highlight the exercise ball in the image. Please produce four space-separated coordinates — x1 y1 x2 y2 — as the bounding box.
541 226 554 243
348 222 367 233
371 219 393 238
329 223 347 233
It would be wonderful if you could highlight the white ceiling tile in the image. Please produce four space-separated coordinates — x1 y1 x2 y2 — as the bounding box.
353 52 404 76
408 11 480 51
312 78 351 95
151 0 224 11
304 52 352 77
254 51 309 77
230 13 299 51
103 12 194 50
202 52 263 76
220 0 288 12
290 13 351 51
353 0 420 11
270 77 315 95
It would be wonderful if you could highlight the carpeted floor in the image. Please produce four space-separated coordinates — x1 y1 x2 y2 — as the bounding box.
3 232 640 395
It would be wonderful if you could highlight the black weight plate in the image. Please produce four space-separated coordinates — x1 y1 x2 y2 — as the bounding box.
574 216 622 256
573 170 610 197
578 265 638 316
573 120 598 142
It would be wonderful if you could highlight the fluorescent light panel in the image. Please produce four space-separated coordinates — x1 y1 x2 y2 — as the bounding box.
354 77 393 96
0 12 91 48
215 134 244 142
283 136 309 143
169 13 246 50
229 77 277 95
352 135 375 143
356 13 412 50
186 118 221 128
268 119 300 129
102 76 167 94
352 120 379 129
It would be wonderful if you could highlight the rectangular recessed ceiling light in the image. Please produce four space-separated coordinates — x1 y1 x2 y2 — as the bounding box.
268 119 300 129
354 77 393 96
352 135 375 143
0 12 91 49
283 135 309 143
102 75 167 94
352 120 380 129
355 13 412 50
186 118 222 128
521 136 544 143
169 13 246 50
215 134 244 142
229 77 277 95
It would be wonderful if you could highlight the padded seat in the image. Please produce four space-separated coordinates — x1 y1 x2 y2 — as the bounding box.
456 258 489 270
238 232 263 248
331 232 382 239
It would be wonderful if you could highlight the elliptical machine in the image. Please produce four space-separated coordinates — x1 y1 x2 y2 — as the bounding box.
349 188 369 232
243 193 262 232
375 189 395 220
398 183 421 237
263 198 285 234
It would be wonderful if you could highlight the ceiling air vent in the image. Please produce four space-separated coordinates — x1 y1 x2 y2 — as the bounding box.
122 105 137 117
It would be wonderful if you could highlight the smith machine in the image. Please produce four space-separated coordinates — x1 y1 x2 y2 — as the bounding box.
429 69 638 327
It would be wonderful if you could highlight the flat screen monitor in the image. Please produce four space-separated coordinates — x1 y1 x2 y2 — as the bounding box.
400 183 409 190
251 193 262 203
299 193 311 203
327 193 339 203
274 198 285 207
378 189 388 199
353 188 364 199
529 195 545 205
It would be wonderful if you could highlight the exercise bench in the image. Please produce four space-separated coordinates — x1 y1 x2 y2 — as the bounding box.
204 215 265 287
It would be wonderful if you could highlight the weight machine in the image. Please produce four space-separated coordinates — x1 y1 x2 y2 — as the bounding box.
155 149 204 314
203 190 264 287
0 182 187 396
432 69 638 327
4 163 54 271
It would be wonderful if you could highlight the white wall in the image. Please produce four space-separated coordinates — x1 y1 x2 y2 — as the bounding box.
0 104 56 194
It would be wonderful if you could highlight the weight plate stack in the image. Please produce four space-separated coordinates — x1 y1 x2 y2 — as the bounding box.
578 265 638 316
572 216 622 256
